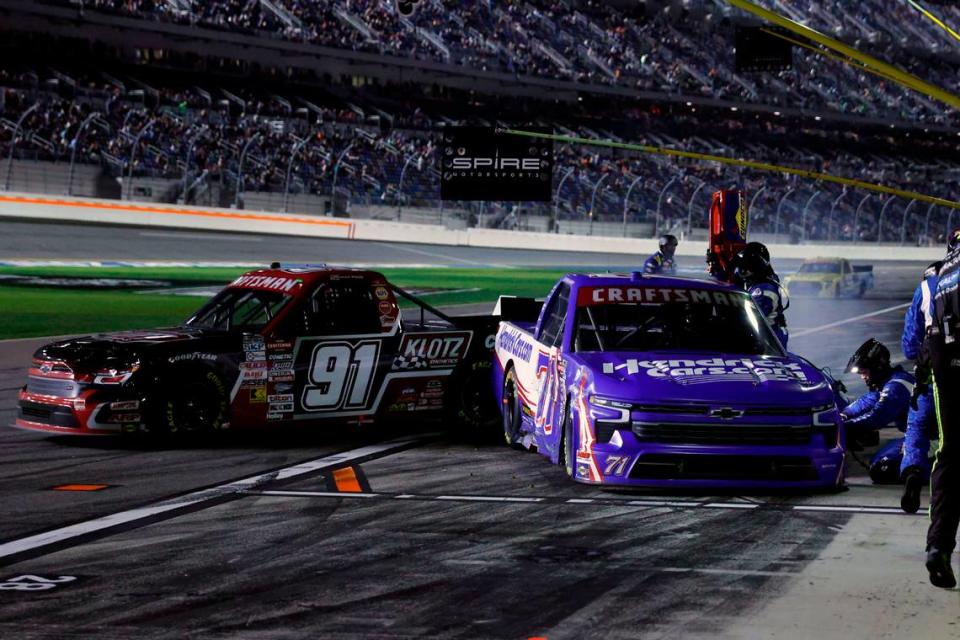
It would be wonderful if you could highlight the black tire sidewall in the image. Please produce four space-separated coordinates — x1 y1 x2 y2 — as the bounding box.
164 367 229 434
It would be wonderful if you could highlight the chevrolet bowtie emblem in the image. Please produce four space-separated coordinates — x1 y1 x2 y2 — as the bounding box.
709 407 744 420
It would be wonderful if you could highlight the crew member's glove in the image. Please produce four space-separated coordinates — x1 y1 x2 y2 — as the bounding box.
912 364 931 410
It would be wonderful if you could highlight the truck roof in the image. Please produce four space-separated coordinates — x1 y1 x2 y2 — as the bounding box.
563 272 739 293
228 266 389 295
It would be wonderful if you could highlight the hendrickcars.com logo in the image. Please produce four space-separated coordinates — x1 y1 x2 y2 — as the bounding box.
440 127 553 201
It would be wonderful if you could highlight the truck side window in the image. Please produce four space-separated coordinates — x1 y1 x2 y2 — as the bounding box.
538 283 570 348
301 282 382 336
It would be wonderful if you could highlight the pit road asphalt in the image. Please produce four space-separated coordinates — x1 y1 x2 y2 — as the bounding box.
0 223 957 639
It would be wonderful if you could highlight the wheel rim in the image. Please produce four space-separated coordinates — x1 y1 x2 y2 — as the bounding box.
171 379 222 432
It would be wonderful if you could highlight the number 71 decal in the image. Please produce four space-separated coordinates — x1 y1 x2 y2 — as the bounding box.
604 455 630 477
302 341 381 412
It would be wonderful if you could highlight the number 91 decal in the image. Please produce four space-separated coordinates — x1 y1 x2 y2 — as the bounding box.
302 341 380 412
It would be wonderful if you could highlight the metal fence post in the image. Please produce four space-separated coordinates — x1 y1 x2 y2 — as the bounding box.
67 111 100 196
283 135 311 213
330 142 354 216
685 180 709 237
877 196 897 244
827 189 847 242
655 176 679 238
181 125 208 205
233 132 261 209
852 194 872 244
747 185 766 232
774 188 796 238
900 200 918 245
924 203 937 244
397 154 418 221
4 102 40 191
800 190 822 241
553 167 574 233
589 172 611 236
623 174 644 238
125 117 157 201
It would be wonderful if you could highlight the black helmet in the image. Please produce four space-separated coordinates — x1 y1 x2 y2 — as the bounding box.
659 234 678 258
733 248 772 286
949 227 960 251
846 338 891 389
743 241 770 263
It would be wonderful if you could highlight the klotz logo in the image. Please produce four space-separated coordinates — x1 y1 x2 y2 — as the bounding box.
396 0 421 16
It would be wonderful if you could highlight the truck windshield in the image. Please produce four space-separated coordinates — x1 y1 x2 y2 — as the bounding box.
798 262 840 274
184 289 293 332
573 288 783 355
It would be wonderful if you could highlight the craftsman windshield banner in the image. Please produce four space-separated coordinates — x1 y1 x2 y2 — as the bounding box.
440 127 553 201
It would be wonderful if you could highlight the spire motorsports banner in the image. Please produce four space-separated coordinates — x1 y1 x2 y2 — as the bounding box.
440 127 553 201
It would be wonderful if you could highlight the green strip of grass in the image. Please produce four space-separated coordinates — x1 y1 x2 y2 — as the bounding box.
0 266 577 339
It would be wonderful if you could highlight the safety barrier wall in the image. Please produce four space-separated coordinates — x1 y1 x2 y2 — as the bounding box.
0 192 946 263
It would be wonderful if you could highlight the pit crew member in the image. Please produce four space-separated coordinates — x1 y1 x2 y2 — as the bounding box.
643 235 678 275
733 245 790 348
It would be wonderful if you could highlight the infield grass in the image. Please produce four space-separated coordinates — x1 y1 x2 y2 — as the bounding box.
0 266 575 339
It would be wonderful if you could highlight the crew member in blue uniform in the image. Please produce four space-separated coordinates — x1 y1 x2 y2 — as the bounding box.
733 246 790 348
841 339 915 483
643 235 678 275
890 261 942 512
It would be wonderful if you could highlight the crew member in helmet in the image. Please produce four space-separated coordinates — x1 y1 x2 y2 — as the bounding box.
733 244 790 347
644 235 678 275
841 339 915 479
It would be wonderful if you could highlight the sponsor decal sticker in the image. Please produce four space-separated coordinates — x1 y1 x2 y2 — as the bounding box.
240 361 268 370
266 412 284 421
167 352 216 364
269 402 295 413
249 387 267 403
109 400 140 410
393 332 472 370
267 394 294 403
497 329 534 362
374 286 389 301
579 286 740 307
230 275 301 292
601 357 809 382
242 369 268 381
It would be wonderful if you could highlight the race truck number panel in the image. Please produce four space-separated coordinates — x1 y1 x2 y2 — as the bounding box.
493 272 846 489
16 266 499 435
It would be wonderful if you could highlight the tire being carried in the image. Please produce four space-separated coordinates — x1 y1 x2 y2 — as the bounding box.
163 367 229 434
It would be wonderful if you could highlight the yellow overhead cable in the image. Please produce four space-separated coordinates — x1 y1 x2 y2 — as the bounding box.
725 0 960 112
760 28 906 89
498 128 960 210
907 0 960 45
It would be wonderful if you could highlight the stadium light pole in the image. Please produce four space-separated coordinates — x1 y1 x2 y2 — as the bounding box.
589 172 612 236
125 117 157 201
747 185 766 233
283 135 312 213
827 189 848 242
852 194 872 244
233 132 261 209
656 176 679 238
685 180 710 238
800 190 822 242
900 200 920 245
330 142 354 216
623 174 645 238
774 188 796 239
877 196 898 245
924 203 937 245
181 125 208 205
553 167 574 233
67 111 100 196
4 102 40 191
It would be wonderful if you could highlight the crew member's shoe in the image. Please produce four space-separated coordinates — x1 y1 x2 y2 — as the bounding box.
901 470 923 514
926 549 957 589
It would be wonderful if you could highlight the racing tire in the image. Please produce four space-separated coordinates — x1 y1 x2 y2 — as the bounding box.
560 401 574 478
447 360 499 440
163 368 229 435
501 366 524 448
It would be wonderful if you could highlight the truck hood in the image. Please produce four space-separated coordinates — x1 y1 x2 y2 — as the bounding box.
570 351 833 408
34 328 228 372
786 273 838 283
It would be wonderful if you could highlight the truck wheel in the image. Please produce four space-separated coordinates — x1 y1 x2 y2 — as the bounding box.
164 368 229 434
501 366 524 448
448 360 499 436
560 402 575 478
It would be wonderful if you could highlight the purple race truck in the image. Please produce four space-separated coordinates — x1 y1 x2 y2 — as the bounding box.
493 272 846 489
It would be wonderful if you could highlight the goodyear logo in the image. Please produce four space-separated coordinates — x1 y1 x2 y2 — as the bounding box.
734 194 748 240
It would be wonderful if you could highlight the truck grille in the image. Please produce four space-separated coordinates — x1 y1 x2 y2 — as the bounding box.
629 454 817 481
26 376 79 398
632 422 812 446
18 402 78 428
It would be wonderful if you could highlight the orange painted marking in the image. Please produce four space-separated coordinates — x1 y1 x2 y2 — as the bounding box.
0 195 354 231
51 484 110 492
332 467 363 493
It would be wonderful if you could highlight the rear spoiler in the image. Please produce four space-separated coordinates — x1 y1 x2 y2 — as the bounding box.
494 296 543 322
852 265 873 273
